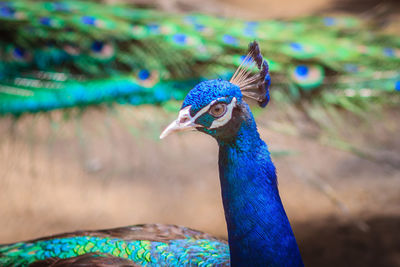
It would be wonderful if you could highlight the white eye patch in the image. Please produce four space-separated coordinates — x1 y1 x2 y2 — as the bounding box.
189 97 237 129
209 97 236 129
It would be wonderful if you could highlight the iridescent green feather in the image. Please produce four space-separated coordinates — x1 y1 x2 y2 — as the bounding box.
0 236 229 266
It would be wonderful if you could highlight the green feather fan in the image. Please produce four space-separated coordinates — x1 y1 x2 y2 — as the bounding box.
0 0 398 116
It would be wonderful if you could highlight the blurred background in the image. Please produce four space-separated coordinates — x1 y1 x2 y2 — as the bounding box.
0 0 399 266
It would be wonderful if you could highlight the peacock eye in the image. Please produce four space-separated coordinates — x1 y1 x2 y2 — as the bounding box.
209 103 227 118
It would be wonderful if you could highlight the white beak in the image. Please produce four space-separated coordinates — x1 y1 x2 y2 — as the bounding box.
160 106 200 139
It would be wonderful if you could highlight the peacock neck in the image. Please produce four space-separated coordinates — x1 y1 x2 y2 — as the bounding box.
217 110 303 267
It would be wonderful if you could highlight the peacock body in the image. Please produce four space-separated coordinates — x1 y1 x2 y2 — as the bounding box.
0 0 399 117
1 41 304 266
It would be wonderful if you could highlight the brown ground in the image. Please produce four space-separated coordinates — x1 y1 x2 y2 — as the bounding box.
0 102 399 266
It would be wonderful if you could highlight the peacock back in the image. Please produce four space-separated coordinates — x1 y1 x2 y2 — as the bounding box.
0 224 229 266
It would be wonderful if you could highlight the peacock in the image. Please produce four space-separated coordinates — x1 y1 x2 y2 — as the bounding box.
0 0 399 118
0 41 304 266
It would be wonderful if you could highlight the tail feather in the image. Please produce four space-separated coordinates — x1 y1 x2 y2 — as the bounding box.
0 0 398 116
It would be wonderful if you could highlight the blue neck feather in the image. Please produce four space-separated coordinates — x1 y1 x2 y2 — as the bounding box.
217 105 303 267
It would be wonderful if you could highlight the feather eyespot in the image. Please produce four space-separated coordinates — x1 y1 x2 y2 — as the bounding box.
9 46 32 63
209 103 227 118
290 64 324 90
89 41 115 61
134 69 159 88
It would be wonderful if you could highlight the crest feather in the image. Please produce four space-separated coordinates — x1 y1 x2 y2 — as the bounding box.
230 41 270 107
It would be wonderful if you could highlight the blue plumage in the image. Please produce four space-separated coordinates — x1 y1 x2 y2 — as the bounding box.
217 105 302 266
182 79 242 115
177 76 303 266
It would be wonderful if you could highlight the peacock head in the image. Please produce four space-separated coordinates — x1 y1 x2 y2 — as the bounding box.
160 41 271 140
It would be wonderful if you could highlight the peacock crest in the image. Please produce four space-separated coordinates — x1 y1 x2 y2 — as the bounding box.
230 41 271 107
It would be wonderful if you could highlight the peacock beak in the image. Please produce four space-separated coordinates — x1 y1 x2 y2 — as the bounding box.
160 106 200 139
